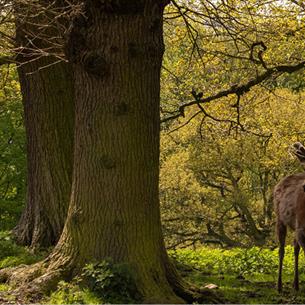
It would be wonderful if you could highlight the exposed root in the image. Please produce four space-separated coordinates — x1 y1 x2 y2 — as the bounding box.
170 278 225 304
1 251 225 304
164 257 225 304
0 267 15 283
0 256 73 303
12 269 65 303
0 262 44 285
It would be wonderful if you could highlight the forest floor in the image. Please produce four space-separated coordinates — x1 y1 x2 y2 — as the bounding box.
182 268 305 304
174 247 305 304
1 231 305 304
1 269 305 304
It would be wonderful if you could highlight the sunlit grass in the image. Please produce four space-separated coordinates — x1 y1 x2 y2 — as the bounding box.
172 247 305 304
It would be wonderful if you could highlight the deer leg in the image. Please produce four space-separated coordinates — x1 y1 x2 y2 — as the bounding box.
293 238 300 291
277 222 287 293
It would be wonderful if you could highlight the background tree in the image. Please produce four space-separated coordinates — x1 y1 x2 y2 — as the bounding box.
160 88 305 248
11 0 75 248
159 0 305 248
161 0 305 122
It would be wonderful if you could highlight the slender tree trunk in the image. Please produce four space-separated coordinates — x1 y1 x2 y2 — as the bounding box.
30 0 198 302
13 16 74 248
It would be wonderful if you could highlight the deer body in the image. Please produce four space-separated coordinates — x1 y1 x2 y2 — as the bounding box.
274 172 305 292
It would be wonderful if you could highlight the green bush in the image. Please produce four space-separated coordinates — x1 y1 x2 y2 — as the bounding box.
82 260 140 304
48 281 102 305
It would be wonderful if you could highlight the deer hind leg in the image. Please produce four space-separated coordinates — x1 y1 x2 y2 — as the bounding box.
295 229 305 292
293 238 300 291
277 221 287 293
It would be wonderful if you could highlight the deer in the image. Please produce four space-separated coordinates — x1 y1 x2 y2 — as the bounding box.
274 142 305 292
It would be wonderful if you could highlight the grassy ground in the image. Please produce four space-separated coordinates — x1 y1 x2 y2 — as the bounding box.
173 247 305 304
0 232 305 304
182 268 305 304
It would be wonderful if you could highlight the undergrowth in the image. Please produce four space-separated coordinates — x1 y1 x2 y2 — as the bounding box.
169 246 299 276
49 260 140 304
170 246 305 304
1 233 305 304
48 281 102 304
0 231 43 268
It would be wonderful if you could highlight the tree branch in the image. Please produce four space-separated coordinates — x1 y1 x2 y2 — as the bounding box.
161 61 305 123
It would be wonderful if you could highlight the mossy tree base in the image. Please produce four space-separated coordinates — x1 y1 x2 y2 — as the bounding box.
0 256 223 304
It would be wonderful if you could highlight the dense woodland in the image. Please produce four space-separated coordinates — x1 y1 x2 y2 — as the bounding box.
0 0 305 303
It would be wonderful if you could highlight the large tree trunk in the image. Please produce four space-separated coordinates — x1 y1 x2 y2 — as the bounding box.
23 0 198 302
13 12 74 248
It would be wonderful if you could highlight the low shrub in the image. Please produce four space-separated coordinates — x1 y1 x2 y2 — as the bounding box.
82 260 140 303
49 281 102 304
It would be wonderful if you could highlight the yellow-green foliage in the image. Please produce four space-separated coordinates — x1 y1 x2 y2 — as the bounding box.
171 246 302 277
162 0 305 113
0 284 10 292
0 65 25 230
48 281 102 305
160 1 305 249
160 89 305 248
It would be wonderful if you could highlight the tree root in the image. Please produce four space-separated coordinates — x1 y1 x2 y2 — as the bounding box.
0 262 44 303
170 277 225 304
0 259 69 303
0 262 45 285
0 251 225 304
165 257 226 304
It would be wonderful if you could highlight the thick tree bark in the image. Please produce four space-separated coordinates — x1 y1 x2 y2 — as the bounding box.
17 0 202 302
13 14 74 248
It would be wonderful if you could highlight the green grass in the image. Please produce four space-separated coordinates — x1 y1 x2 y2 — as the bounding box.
1 231 305 304
171 247 305 304
170 246 303 276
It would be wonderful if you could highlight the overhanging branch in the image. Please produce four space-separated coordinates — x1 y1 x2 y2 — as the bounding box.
161 61 305 123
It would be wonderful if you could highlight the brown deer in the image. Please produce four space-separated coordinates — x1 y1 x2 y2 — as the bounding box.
274 142 305 292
